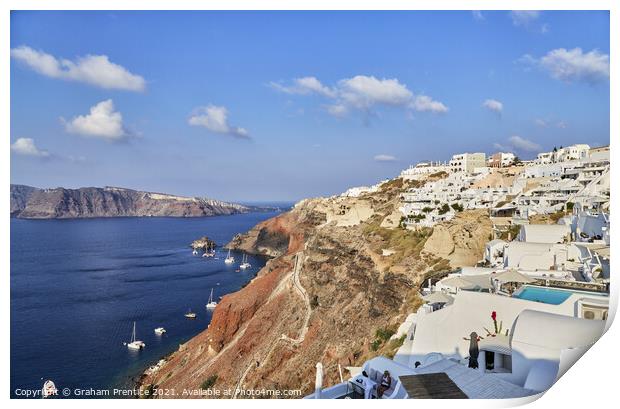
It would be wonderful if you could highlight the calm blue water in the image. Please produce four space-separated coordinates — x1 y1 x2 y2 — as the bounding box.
10 212 282 398
513 286 573 305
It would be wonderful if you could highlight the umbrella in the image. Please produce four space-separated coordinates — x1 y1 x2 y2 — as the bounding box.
495 269 536 284
314 362 323 399
423 292 454 304
441 276 478 290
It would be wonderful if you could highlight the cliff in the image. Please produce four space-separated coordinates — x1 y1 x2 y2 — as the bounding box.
140 176 492 397
10 184 251 219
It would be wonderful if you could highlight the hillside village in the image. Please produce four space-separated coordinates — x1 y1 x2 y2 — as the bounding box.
141 143 610 400
309 143 610 399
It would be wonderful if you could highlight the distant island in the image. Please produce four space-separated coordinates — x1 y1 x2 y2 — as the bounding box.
10 184 276 219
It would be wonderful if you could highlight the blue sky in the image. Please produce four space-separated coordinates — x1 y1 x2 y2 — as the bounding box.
10 11 610 202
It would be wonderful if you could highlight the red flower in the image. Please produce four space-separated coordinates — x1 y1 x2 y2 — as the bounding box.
491 311 497 321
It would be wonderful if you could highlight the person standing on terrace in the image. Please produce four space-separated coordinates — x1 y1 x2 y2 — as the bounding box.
463 331 484 369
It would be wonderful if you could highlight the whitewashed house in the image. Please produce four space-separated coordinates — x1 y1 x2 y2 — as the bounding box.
517 224 571 244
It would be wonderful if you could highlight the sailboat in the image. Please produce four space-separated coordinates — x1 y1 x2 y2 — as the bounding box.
239 254 251 270
184 308 197 319
224 249 235 264
206 288 217 309
126 322 145 350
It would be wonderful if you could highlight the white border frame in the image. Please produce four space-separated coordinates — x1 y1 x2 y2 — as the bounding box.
2 2 617 408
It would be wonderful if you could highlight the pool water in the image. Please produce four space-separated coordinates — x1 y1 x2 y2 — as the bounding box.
513 286 573 305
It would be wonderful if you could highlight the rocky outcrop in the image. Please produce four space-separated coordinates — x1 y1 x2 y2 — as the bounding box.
191 237 217 251
422 209 493 267
10 184 251 219
140 177 487 398
10 184 36 217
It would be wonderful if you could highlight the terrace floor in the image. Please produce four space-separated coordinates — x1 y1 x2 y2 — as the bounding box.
413 359 537 399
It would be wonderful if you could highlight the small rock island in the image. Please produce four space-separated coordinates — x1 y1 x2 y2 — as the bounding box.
190 236 217 251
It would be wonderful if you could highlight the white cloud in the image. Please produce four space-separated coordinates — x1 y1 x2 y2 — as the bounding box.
482 99 503 114
272 74 448 117
374 154 397 162
509 135 541 152
534 118 548 127
325 104 348 117
510 11 549 33
410 95 449 113
535 118 568 129
338 76 413 109
188 105 249 138
472 11 485 21
510 11 540 26
539 48 609 84
10 138 50 158
270 76 336 98
494 136 542 153
492 143 513 152
11 46 145 91
64 99 127 141
521 48 609 84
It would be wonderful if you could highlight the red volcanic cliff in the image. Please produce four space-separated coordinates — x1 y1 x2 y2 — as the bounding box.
140 180 492 398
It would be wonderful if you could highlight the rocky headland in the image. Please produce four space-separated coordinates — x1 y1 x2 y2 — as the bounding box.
10 184 252 219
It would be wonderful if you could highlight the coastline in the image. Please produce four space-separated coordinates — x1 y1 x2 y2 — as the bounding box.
133 231 278 397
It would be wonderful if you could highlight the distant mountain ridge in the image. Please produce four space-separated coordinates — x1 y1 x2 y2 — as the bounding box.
10 184 253 219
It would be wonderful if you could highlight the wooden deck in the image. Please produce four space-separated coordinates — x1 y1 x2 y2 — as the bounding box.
399 372 468 399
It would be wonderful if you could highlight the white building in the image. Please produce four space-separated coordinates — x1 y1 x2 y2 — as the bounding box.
449 152 486 174
489 152 516 168
556 144 590 162
503 242 575 272
485 239 507 266
308 290 607 399
400 161 450 180
517 224 571 244
535 144 590 164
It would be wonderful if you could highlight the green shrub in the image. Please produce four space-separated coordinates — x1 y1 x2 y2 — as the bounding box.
375 327 396 341
310 295 319 308
438 203 450 215
201 375 218 390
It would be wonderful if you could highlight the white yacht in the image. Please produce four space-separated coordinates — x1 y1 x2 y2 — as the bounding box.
224 249 235 264
206 288 217 309
126 322 145 350
239 254 251 270
192 249 198 255
42 380 58 398
184 309 196 319
154 327 166 335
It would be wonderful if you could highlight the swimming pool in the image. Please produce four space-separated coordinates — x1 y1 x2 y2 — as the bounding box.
513 286 573 305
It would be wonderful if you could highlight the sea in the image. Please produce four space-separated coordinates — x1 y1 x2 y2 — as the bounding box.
10 209 286 398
